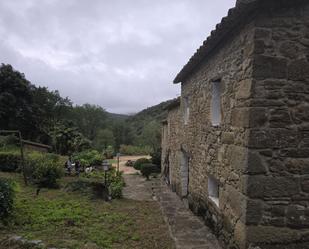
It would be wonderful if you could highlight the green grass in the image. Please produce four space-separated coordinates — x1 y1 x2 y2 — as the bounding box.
0 172 174 249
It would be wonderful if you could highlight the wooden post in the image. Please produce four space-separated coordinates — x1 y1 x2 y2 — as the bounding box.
117 153 120 173
18 131 27 185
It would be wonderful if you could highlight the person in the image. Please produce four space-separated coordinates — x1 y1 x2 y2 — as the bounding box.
66 157 72 176
75 160 81 176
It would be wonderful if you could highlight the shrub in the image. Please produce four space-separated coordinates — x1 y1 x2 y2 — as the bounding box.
73 150 104 168
26 152 64 188
109 170 125 199
102 146 114 159
0 178 15 221
133 158 151 170
0 151 21 172
141 164 160 180
150 148 161 167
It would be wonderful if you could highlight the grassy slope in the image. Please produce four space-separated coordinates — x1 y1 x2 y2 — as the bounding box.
0 172 174 249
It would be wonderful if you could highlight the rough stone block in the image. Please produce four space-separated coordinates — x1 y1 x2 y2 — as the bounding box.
246 152 267 174
288 59 309 81
236 79 252 99
285 158 309 174
301 179 309 193
253 55 287 80
221 132 235 144
287 205 309 228
228 145 248 172
269 108 292 128
245 176 299 198
246 199 264 225
247 226 301 244
248 129 299 149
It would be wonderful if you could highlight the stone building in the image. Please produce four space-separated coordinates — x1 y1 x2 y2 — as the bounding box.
161 0 309 248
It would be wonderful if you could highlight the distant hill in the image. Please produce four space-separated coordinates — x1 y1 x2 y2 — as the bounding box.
106 112 129 121
126 98 178 136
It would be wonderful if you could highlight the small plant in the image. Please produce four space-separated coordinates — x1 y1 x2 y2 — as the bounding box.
133 158 151 170
140 163 160 180
0 178 16 221
0 151 21 172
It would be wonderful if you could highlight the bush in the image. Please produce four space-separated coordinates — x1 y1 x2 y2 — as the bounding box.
79 168 125 199
26 152 64 188
133 158 151 170
109 170 125 199
0 178 15 221
0 151 21 172
150 148 161 167
102 146 114 159
73 150 104 168
140 164 160 180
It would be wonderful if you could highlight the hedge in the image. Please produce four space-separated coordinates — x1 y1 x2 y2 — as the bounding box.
0 178 15 221
0 151 21 172
133 158 151 170
140 163 160 180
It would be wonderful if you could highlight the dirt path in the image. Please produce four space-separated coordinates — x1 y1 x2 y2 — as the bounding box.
111 155 150 175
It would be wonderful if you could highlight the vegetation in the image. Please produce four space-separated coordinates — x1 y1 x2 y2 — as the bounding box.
0 64 168 159
25 152 64 189
133 158 151 170
141 164 161 180
0 151 21 172
0 178 15 221
72 150 104 168
119 144 152 155
0 172 174 249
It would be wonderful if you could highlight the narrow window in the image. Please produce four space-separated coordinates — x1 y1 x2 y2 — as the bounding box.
184 97 190 125
208 175 219 207
211 80 221 126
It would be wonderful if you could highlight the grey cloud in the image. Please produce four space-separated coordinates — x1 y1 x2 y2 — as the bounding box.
0 0 234 114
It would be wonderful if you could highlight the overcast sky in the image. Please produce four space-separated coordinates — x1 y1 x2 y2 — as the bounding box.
0 0 235 114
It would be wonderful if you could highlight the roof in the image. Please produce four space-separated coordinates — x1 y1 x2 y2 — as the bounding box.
22 140 52 149
173 0 306 83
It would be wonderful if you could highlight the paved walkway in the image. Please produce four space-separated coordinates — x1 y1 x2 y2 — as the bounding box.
123 174 223 249
122 174 155 201
153 181 223 249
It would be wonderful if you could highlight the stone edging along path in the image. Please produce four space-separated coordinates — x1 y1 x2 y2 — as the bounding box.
151 180 223 249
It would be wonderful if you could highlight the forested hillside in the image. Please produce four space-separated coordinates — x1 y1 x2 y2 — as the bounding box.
0 64 171 156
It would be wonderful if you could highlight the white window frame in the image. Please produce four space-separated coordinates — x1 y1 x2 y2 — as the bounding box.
211 80 221 126
208 175 219 207
183 97 190 125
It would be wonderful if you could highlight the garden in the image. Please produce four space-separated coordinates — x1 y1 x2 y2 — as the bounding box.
0 137 173 249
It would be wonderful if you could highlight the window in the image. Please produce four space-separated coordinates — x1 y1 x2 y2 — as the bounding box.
208 175 219 207
184 97 190 125
211 80 221 126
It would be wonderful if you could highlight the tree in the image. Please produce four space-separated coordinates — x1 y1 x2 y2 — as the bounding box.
93 129 115 151
71 104 107 140
138 120 161 152
0 64 35 139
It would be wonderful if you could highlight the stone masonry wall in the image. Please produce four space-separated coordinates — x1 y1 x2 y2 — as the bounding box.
243 2 309 248
178 20 256 249
161 106 182 194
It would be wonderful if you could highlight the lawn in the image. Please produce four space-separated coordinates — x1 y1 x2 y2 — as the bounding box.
0 172 175 249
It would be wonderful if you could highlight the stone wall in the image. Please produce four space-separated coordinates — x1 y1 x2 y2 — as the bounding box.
244 2 309 248
162 1 309 248
175 20 256 249
161 105 182 194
